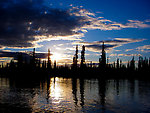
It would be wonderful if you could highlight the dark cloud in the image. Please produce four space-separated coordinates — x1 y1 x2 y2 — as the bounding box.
0 50 49 60
86 44 117 49
76 38 144 52
0 0 86 48
1 0 147 49
0 51 20 59
78 38 145 45
85 44 119 52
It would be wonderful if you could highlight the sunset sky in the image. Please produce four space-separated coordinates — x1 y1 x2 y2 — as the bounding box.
0 0 150 65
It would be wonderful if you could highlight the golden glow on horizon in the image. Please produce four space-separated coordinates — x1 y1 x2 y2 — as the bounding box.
51 53 62 62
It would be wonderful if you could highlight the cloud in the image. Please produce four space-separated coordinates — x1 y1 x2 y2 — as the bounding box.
111 20 150 29
0 50 50 60
0 0 87 48
115 50 121 52
75 38 145 45
0 46 5 49
110 54 142 57
0 0 149 49
74 38 144 52
85 44 119 52
0 51 21 59
126 20 150 28
0 59 6 63
137 45 150 50
73 8 150 31
125 49 134 52
57 58 72 64
0 50 73 64
136 45 150 52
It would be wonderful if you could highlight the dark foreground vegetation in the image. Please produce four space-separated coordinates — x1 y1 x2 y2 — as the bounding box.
0 43 150 80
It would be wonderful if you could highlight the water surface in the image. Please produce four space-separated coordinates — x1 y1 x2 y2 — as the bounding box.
0 77 150 113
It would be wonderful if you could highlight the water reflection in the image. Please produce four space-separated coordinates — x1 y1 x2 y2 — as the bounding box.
98 79 106 111
72 78 78 106
80 78 85 107
0 77 10 88
0 77 150 113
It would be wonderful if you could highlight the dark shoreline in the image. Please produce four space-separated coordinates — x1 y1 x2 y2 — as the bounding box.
1 69 149 81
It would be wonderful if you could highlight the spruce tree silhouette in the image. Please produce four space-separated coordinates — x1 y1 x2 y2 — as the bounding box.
81 45 85 68
72 45 78 71
99 42 106 70
47 49 51 70
0 44 150 79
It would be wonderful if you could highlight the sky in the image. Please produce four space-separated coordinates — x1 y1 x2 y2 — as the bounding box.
0 0 150 65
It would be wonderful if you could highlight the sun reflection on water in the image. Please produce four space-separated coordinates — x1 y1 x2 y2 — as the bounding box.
50 77 62 103
1 77 150 113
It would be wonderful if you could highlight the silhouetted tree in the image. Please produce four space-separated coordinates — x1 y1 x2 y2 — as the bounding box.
117 58 119 69
1 44 150 79
99 42 106 69
17 53 23 68
138 56 143 70
2 63 4 69
30 48 36 68
38 58 41 68
130 57 135 70
9 59 15 71
54 60 56 69
120 60 122 68
42 60 46 69
127 61 130 69
90 61 93 68
107 57 109 65
72 45 78 69
113 61 116 68
47 49 51 70
149 57 150 67
81 45 85 68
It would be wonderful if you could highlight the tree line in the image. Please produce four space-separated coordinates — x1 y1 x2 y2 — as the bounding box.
0 43 150 79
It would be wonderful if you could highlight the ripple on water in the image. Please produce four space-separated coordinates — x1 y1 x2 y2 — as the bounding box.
0 77 150 113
